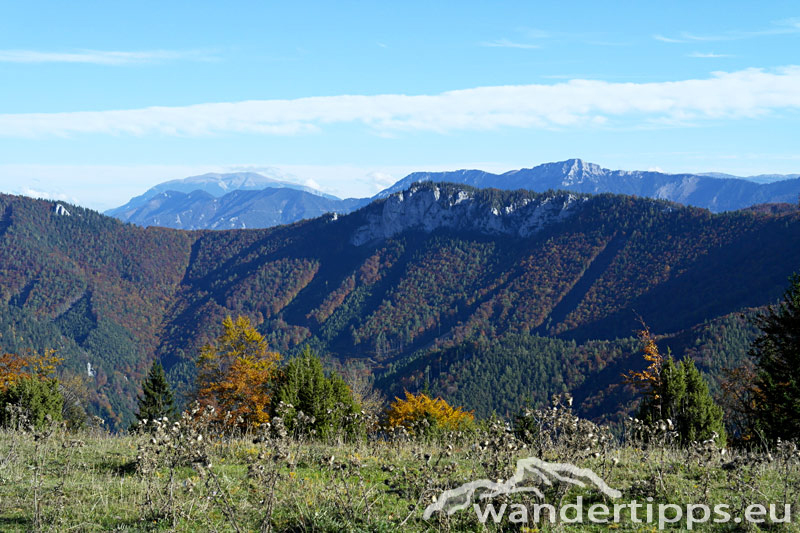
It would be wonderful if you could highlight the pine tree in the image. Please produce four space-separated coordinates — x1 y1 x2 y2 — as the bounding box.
679 359 726 445
751 273 800 441
657 356 686 422
131 360 175 431
632 327 727 446
270 346 362 440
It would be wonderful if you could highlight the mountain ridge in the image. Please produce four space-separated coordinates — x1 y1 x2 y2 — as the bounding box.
105 160 800 231
105 171 340 220
2 184 799 427
109 186 363 230
376 158 800 212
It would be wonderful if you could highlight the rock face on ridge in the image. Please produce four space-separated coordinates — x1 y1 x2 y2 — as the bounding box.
106 160 800 231
350 183 584 245
376 158 800 213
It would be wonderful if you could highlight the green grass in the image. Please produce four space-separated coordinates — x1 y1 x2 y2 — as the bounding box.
0 425 798 532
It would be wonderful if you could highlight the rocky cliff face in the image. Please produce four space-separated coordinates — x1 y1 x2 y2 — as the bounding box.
350 184 583 245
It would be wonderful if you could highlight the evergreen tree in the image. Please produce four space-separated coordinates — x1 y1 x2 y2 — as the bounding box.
271 346 362 440
750 273 800 441
679 359 726 445
131 360 175 431
0 377 63 430
657 356 686 422
639 356 726 446
0 348 64 430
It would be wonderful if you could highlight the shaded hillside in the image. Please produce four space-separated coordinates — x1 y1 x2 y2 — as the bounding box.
0 195 195 427
1 183 799 428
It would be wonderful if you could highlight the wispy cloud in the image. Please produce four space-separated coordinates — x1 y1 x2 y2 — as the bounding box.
655 19 800 43
586 40 631 47
679 32 733 42
520 28 551 39
1 67 799 138
688 52 734 58
493 28 626 48
0 49 214 65
480 39 540 49
653 34 687 43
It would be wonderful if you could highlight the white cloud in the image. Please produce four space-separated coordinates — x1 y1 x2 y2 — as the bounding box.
782 18 800 30
521 29 551 39
653 34 687 43
679 32 732 42
688 52 734 58
364 171 398 187
655 20 800 44
302 177 322 190
0 49 213 65
1 67 800 138
359 171 400 193
480 39 540 49
19 187 80 204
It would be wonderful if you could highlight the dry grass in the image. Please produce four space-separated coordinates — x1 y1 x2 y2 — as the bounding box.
0 404 798 531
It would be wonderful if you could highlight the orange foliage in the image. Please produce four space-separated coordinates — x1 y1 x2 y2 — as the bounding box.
196 316 281 428
0 352 27 391
0 348 62 391
622 324 665 400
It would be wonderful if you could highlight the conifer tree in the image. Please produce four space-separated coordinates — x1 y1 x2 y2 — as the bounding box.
657 356 686 421
0 349 64 429
639 356 726 445
751 273 800 440
629 325 726 446
131 360 175 431
679 359 726 444
270 346 362 440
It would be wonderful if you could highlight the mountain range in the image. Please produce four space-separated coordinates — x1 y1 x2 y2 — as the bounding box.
376 159 800 211
107 159 800 230
106 171 357 229
105 187 363 230
2 183 799 429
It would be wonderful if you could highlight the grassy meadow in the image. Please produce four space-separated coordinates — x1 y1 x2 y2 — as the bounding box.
1 407 798 532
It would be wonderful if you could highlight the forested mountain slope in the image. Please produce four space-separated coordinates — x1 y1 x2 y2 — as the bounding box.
1 183 798 428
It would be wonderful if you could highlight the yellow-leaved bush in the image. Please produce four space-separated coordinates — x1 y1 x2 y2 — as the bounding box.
386 391 473 432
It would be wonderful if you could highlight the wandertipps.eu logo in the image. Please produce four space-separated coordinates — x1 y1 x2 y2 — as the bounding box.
423 456 793 529
423 456 621 521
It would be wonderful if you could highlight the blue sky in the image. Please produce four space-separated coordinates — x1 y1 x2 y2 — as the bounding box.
1 1 799 209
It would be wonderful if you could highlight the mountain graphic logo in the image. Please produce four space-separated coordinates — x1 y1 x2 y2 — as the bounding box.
423 456 622 520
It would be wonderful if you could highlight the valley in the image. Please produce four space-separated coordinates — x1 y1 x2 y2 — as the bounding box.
1 182 797 428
